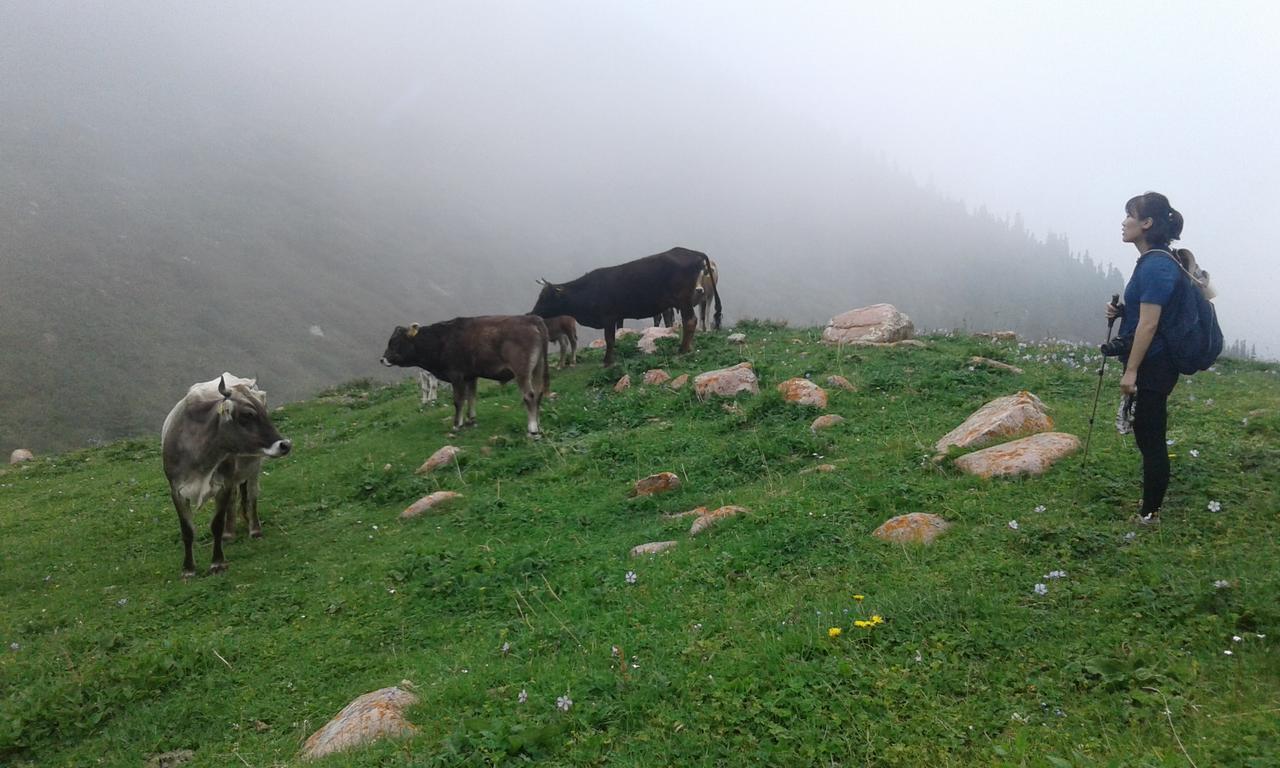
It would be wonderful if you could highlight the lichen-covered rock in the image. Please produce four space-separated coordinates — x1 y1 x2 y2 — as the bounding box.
969 356 1024 374
975 330 1018 341
810 414 844 432
588 338 607 349
631 472 681 497
727 333 747 344
690 505 747 536
8 448 34 465
935 391 1052 455
301 686 418 760
822 304 915 345
953 432 1081 478
825 375 857 392
400 491 463 520
614 374 632 392
777 378 828 408
630 541 678 557
872 513 951 545
637 326 678 353
694 362 759 400
416 445 462 474
146 750 195 768
669 374 690 390
643 369 671 386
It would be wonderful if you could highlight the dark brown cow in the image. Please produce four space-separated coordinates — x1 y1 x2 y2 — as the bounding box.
380 315 550 436
652 258 721 332
532 246 711 365
543 315 578 368
161 374 292 577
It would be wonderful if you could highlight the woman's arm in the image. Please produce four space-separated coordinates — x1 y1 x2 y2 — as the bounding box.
1120 302 1163 394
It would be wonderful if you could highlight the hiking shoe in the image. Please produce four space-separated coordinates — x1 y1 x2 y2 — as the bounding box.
1135 512 1160 526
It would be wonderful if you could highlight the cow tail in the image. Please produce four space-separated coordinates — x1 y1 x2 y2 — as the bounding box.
702 252 723 331
539 321 551 394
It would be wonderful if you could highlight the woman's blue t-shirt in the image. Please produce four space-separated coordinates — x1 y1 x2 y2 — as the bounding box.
1119 250 1181 360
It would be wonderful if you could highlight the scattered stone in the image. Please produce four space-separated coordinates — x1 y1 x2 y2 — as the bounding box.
146 750 195 768
817 463 837 473
694 362 759 400
301 685 419 760
616 327 642 340
630 541 678 557
974 330 1018 341
614 374 632 392
669 374 690 390
825 375 857 392
872 513 951 545
631 472 681 497
663 506 708 520
690 505 748 536
969 356 1024 374
416 445 462 474
810 414 844 432
778 378 828 408
822 304 915 345
9 449 34 465
637 326 678 353
643 369 671 386
588 338 607 349
953 432 1082 478
935 391 1052 455
727 333 747 344
889 339 927 348
400 491 464 520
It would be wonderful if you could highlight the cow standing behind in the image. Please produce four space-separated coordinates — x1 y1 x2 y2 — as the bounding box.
532 246 711 366
162 374 292 576
380 315 550 436
543 315 578 368
651 259 721 332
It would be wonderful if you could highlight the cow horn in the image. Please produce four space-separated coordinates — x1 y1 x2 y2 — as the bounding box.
407 322 420 338
536 278 549 286
218 375 231 399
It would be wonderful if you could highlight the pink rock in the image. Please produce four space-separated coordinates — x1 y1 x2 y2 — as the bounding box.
822 304 915 345
9 448 34 465
631 472 681 497
616 327 642 340
872 513 952 545
630 541 678 557
953 432 1081 478
400 491 463 520
969 356 1024 374
614 374 632 392
935 391 1052 455
825 375 857 392
643 369 671 386
777 378 828 408
588 338 607 349
669 374 690 390
300 686 418 760
693 362 759 400
817 463 837 473
637 326 679 353
663 506 708 520
416 445 462 474
690 505 747 536
810 414 844 432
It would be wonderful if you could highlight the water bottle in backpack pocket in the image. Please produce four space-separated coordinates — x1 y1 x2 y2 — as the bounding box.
1155 249 1224 374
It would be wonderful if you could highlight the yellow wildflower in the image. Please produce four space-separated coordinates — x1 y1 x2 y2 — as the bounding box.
828 627 842 638
853 620 871 629
870 615 884 625
853 595 865 601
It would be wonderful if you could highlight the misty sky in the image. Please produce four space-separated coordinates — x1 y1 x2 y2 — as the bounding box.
6 1 1280 356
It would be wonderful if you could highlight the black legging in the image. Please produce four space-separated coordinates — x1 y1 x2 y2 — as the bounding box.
1132 389 1170 515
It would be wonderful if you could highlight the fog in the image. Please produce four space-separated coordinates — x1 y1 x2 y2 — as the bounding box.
2 1 1278 452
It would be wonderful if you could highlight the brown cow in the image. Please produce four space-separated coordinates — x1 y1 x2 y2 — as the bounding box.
380 315 550 436
543 315 578 368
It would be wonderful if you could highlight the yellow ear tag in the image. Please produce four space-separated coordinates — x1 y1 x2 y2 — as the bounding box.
218 400 230 417
406 324 419 338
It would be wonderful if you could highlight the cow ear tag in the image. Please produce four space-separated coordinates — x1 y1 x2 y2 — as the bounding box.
218 399 235 422
407 323 420 338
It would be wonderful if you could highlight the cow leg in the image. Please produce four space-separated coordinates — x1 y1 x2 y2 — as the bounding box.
603 324 618 366
699 298 709 332
465 378 478 426
222 484 239 542
450 382 467 430
209 487 233 574
679 307 697 353
171 490 197 578
568 330 577 367
556 338 568 369
243 474 262 538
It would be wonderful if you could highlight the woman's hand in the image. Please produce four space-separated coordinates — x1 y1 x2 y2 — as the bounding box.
1120 368 1138 395
1105 302 1122 321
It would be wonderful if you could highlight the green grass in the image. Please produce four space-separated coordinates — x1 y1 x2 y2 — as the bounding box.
2 327 1277 767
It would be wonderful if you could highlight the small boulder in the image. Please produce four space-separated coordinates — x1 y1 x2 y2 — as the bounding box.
872 513 951 545
694 362 759 400
825 375 857 392
146 750 195 768
690 505 747 536
588 338 607 349
614 374 632 392
975 330 1018 341
817 463 836 473
935 391 1052 455
727 333 747 344
301 685 418 760
810 414 844 432
822 304 915 345
416 445 462 474
400 491 463 520
616 327 642 340
9 449 34 465
969 356 1024 374
631 472 681 497
669 374 690 390
778 378 828 408
630 541 678 557
953 432 1081 478
637 326 678 353
643 369 671 386
663 506 708 520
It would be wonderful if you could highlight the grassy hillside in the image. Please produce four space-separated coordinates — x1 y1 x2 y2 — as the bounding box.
1 328 1277 767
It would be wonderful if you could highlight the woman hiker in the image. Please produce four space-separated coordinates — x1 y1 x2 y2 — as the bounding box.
1105 191 1186 524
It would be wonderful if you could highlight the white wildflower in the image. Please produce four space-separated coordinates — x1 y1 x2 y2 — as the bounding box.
1205 398 1215 406
518 689 528 704
500 642 511 655
1213 579 1230 589
1123 531 1137 542
1166 438 1177 446
1208 500 1222 513
1232 635 1242 643
8 642 18 652
1033 583 1048 596
1189 449 1200 458
625 571 637 585
1034 505 1046 514
116 598 128 607
1008 520 1020 530
1223 650 1233 656
556 695 573 712
1044 570 1067 580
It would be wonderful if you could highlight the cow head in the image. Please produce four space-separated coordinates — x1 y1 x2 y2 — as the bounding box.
380 323 421 368
216 376 291 458
531 279 567 318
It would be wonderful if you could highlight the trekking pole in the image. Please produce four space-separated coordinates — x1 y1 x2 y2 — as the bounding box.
1082 293 1121 469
